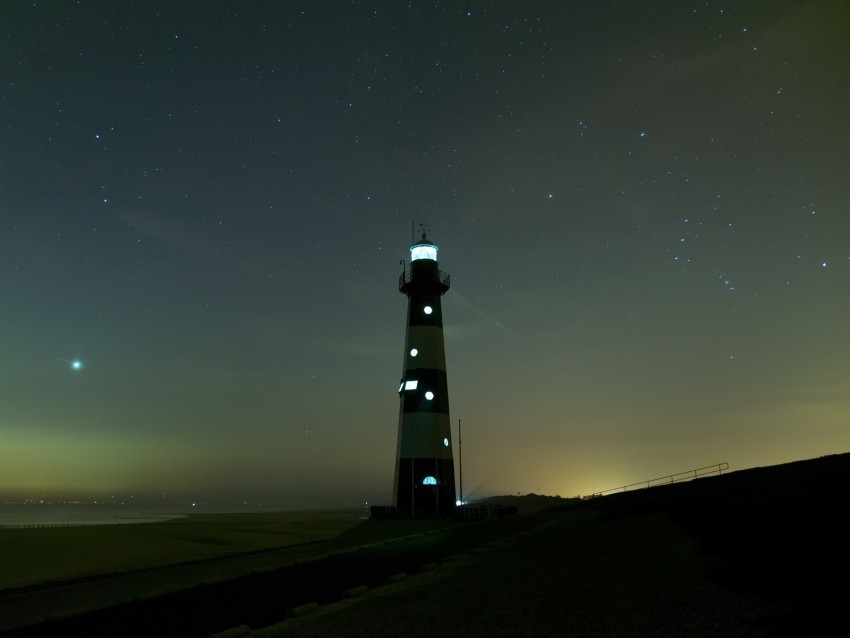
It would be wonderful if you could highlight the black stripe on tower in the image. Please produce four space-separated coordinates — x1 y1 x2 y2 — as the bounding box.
399 369 449 414
406 296 445 326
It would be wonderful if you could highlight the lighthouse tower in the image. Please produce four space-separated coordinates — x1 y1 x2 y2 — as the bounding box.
393 231 456 517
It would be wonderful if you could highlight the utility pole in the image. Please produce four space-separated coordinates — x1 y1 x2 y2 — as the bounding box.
458 418 463 506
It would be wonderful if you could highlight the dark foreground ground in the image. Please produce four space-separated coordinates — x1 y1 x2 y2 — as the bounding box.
2 453 848 637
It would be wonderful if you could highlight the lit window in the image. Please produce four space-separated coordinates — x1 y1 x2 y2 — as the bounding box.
410 348 418 357
404 380 418 390
410 244 437 261
398 382 404 392
422 476 438 485
423 306 433 315
443 438 449 447
425 391 434 400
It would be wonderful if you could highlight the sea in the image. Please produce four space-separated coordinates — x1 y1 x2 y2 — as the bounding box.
0 504 195 528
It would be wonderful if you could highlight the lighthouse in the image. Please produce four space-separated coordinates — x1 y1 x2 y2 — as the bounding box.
393 231 457 517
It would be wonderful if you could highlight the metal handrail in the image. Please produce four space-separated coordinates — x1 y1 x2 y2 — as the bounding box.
590 462 729 497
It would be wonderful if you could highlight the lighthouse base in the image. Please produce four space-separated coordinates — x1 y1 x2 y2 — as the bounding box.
393 457 456 518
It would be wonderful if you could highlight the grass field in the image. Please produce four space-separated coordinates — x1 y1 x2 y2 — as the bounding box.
0 509 364 590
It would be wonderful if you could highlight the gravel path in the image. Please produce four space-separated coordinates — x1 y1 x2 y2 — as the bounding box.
262 510 779 637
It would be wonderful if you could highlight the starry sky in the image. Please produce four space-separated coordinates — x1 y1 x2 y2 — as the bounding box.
2 1 849 507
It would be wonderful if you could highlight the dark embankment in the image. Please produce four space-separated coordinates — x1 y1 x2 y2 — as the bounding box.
2 453 847 637
584 452 850 637
273 453 850 637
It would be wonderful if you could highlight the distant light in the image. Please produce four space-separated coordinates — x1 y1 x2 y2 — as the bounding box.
456 500 463 506
71 360 83 370
422 476 437 485
423 306 433 315
443 438 449 447
425 391 434 400
410 348 418 357
821 261 829 268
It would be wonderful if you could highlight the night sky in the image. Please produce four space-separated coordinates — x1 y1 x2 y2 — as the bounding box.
2 1 849 507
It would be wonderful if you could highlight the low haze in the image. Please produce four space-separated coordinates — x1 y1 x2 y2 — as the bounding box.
2 1 849 507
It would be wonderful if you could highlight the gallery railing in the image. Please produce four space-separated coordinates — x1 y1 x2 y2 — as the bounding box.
399 269 451 294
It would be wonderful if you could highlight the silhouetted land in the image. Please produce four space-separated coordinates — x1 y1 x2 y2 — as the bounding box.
1 453 848 636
